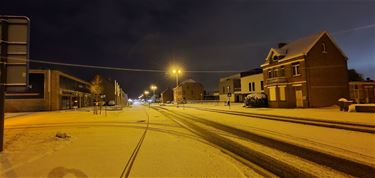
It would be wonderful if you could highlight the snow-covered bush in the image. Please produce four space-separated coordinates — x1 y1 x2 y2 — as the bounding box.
244 93 268 107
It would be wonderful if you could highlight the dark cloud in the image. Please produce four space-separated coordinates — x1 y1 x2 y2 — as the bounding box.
2 0 374 97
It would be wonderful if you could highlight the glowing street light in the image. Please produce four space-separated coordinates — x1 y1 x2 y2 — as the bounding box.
150 85 157 96
171 68 182 87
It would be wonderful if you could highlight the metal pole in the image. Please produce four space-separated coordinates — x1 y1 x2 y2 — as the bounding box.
0 19 9 152
176 74 179 87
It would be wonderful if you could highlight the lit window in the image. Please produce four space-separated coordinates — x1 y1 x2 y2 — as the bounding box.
279 86 286 101
269 86 276 101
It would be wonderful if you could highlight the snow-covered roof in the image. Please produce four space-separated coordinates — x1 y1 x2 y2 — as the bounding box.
180 79 197 84
263 31 347 64
219 73 241 81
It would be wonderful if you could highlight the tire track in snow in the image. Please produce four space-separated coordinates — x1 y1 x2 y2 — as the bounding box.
120 108 150 178
156 106 375 177
152 106 313 178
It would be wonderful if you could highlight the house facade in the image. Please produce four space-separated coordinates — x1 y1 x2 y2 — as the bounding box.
5 69 93 112
349 81 375 103
218 74 241 102
173 79 204 103
261 31 349 108
240 68 264 99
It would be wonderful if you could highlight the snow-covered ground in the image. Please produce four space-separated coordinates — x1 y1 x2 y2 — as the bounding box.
180 102 375 125
1 103 374 177
1 106 256 177
163 103 375 166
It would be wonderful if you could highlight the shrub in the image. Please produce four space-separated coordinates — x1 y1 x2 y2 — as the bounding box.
244 93 268 107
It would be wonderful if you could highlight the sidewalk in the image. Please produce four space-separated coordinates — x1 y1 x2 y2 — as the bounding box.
181 103 375 126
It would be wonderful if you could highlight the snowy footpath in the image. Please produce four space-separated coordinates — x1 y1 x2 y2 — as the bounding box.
0 106 256 177
181 102 375 126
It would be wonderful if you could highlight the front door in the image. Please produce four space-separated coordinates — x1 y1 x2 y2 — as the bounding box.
295 90 303 107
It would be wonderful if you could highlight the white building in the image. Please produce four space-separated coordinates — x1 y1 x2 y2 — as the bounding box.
239 68 264 100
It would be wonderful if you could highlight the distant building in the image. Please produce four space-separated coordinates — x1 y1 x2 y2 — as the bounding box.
173 79 204 103
160 88 174 103
261 31 349 108
203 91 219 100
5 69 92 112
99 77 127 106
240 68 264 100
218 74 241 102
349 81 375 103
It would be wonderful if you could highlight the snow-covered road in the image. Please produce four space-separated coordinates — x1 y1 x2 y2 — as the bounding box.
1 106 255 177
1 104 374 177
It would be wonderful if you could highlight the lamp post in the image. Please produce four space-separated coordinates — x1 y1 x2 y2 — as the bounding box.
172 69 182 87
144 90 150 107
150 85 157 96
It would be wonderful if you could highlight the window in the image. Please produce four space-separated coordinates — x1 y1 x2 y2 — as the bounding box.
280 66 285 76
273 69 278 78
269 87 276 101
268 69 272 78
260 81 264 91
273 55 278 61
252 82 255 91
249 83 252 91
292 63 300 76
222 87 225 93
322 43 327 53
279 86 286 101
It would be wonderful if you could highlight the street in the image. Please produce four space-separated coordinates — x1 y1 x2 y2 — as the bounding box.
1 104 375 177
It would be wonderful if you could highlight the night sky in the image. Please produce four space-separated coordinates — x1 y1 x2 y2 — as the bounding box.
2 0 374 98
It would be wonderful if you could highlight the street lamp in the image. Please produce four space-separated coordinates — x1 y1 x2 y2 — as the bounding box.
144 90 149 97
172 68 182 87
150 85 157 96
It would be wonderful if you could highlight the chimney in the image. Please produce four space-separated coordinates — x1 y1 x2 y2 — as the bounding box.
278 43 287 48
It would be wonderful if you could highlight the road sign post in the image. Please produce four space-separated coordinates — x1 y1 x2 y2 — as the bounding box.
0 16 30 152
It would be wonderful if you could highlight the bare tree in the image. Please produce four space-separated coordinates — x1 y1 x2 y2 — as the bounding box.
348 69 364 81
90 75 103 114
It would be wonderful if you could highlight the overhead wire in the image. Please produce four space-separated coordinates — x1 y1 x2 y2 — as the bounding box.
3 23 374 74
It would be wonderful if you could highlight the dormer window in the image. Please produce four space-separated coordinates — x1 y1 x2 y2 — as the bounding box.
322 43 327 53
273 56 278 61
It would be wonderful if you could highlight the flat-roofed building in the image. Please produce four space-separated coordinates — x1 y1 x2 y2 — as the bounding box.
5 69 92 112
240 68 264 100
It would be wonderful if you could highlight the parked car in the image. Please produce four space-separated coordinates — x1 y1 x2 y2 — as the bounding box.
107 100 116 106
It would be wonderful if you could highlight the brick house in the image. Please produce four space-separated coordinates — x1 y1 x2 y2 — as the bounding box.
261 31 349 108
173 79 204 103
